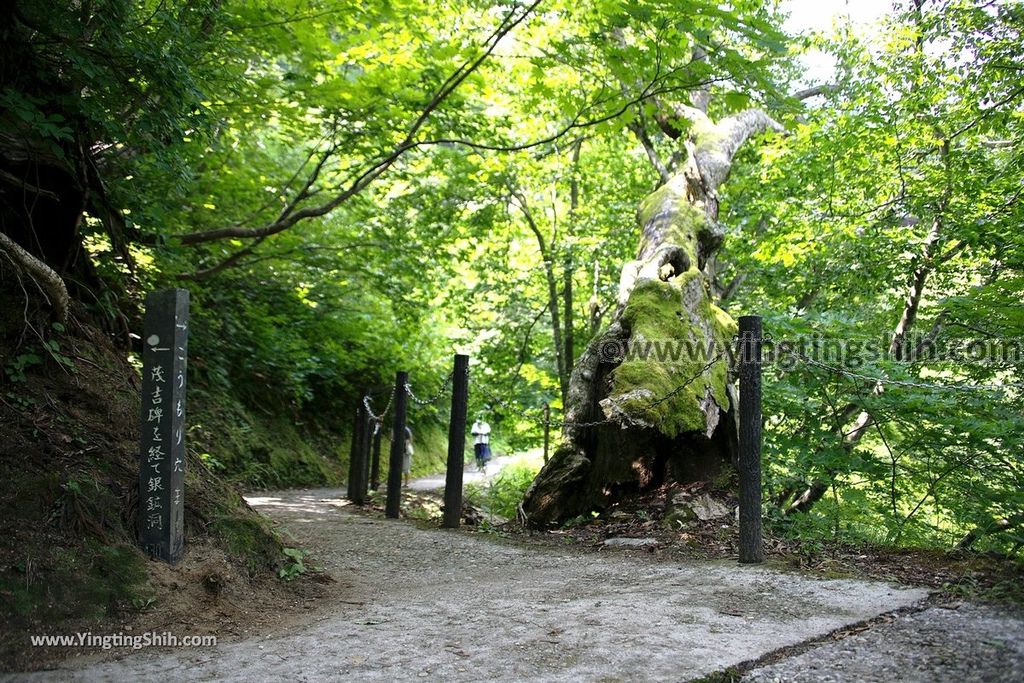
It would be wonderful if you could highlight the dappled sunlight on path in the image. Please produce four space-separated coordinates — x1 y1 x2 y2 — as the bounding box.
246 491 351 523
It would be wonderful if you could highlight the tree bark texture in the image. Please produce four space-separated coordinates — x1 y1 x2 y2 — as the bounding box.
522 103 782 527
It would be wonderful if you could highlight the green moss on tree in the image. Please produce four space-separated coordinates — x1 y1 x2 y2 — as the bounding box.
610 274 735 437
636 182 707 266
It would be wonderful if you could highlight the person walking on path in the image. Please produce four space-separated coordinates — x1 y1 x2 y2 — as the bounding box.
471 416 491 472
403 425 414 488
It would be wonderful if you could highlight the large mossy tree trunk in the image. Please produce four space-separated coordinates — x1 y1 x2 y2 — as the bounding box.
521 104 782 527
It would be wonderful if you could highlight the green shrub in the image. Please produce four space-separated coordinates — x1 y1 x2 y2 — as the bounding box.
467 462 539 519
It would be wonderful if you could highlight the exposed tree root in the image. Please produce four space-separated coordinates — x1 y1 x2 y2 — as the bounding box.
0 230 69 323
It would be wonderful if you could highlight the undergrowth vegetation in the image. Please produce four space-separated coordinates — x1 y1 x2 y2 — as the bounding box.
466 462 541 520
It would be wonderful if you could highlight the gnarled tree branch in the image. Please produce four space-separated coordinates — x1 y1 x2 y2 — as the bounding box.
0 231 70 322
175 0 543 248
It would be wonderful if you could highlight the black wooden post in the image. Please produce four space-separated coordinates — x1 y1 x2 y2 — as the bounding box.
738 315 764 564
442 354 470 529
385 371 409 519
370 419 382 491
349 389 371 505
346 404 361 501
138 288 189 564
543 403 551 464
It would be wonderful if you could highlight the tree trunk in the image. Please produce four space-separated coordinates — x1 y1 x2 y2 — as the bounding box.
522 105 782 527
512 187 570 406
0 131 82 324
561 142 582 392
562 249 574 392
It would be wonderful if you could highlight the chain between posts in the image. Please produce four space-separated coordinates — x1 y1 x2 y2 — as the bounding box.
363 389 394 422
405 370 456 406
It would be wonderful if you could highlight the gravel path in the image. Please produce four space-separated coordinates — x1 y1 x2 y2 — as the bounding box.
10 486 939 682
10 467 1022 683
742 602 1024 682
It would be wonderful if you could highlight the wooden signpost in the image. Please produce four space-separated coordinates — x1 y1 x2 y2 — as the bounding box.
138 289 189 564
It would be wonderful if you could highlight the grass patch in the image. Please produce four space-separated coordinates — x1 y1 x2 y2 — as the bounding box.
189 388 346 489
466 458 542 519
0 538 149 624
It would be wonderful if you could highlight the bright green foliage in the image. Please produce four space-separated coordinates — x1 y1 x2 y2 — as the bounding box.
722 0 1024 555
6 0 791 458
279 548 310 581
5 0 1022 557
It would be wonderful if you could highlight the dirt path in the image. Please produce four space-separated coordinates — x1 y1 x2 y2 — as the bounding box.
8 480 1023 682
